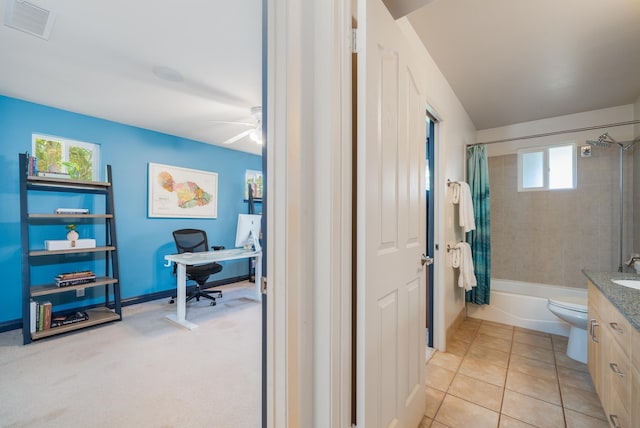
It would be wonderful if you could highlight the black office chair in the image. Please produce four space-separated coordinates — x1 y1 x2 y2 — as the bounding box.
170 229 224 306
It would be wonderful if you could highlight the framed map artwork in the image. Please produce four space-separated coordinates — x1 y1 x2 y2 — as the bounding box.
148 163 218 218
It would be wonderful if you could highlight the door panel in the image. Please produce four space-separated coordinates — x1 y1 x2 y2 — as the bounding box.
357 0 427 426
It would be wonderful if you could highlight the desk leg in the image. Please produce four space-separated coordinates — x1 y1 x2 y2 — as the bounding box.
254 254 262 300
165 262 198 330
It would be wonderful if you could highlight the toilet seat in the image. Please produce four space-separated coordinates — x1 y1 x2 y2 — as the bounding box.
548 296 588 313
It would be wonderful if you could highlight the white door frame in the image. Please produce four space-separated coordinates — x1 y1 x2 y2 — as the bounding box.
266 0 352 426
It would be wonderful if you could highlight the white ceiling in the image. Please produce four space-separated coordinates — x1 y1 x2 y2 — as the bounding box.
1 0 638 152
0 0 263 155
408 0 640 130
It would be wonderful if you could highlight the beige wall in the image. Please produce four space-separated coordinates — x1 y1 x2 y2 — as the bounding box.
480 105 635 289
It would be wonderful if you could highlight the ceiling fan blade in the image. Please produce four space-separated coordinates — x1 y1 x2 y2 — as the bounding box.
221 129 254 145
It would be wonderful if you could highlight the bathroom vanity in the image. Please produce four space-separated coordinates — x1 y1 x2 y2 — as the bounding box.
583 271 640 428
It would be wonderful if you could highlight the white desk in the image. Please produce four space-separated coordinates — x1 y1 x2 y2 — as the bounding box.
164 248 262 330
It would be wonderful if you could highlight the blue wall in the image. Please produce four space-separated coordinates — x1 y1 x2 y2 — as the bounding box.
0 95 261 325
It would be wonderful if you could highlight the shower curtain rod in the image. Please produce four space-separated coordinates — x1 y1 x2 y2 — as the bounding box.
469 119 640 146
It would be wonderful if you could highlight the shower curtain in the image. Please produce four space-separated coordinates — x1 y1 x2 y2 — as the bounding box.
466 144 491 305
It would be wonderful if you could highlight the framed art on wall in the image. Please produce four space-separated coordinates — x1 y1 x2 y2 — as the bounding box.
148 163 218 218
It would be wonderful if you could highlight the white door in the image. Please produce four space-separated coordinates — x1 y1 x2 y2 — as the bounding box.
356 0 427 426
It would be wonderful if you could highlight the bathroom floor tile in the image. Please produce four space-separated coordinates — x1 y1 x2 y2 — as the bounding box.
514 326 549 337
511 341 555 364
458 356 507 387
512 330 553 350
498 415 537 427
418 416 432 428
425 364 456 392
446 338 470 356
424 386 446 418
501 389 565 428
452 327 477 343
478 324 514 340
434 394 499 428
554 351 588 372
551 334 568 352
557 365 596 393
466 342 510 367
508 354 557 381
448 373 504 412
505 369 561 405
429 351 463 372
482 320 514 330
560 384 607 421
474 333 513 353
564 409 609 428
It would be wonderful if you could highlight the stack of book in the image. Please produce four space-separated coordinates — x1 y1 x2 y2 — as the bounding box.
55 271 96 287
30 300 52 332
25 151 38 176
50 311 89 328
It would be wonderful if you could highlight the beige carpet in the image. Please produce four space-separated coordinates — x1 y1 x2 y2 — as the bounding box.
0 281 261 428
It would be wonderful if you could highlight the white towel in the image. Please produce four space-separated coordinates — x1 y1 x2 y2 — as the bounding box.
453 242 477 291
452 182 475 232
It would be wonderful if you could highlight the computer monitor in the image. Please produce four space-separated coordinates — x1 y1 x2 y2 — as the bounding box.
235 214 262 251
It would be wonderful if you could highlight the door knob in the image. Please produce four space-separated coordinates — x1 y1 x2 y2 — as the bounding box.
421 253 433 267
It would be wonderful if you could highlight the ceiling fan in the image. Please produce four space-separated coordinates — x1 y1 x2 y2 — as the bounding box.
217 106 262 145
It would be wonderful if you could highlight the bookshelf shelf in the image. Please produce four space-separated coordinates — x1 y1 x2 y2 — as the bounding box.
31 308 120 340
19 153 122 344
31 277 119 297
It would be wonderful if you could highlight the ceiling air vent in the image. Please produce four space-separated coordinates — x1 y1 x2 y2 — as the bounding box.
4 0 56 40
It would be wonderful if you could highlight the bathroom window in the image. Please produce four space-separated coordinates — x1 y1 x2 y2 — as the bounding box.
517 143 576 191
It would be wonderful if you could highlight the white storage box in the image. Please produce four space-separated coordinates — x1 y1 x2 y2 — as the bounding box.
45 239 97 251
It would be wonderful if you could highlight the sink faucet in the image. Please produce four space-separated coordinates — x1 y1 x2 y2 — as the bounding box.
625 254 640 267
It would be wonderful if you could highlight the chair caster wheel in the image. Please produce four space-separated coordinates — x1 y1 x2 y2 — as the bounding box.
169 299 175 304
210 301 216 306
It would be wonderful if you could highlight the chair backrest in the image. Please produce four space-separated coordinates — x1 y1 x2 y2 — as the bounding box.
173 229 209 254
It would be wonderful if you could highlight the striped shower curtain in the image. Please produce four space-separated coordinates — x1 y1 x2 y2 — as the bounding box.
466 144 491 305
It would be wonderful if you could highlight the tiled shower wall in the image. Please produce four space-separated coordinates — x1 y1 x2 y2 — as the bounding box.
489 147 633 289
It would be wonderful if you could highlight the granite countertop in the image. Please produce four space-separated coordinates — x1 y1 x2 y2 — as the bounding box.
582 269 640 331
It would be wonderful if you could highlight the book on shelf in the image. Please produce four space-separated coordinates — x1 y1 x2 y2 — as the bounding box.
34 301 52 331
55 270 96 287
50 311 89 328
30 300 37 333
42 302 52 330
25 151 38 176
36 171 71 179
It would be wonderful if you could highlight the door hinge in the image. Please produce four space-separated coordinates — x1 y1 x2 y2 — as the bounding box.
351 28 357 53
261 276 268 294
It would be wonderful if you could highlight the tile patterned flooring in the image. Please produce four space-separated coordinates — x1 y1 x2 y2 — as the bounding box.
422 318 609 428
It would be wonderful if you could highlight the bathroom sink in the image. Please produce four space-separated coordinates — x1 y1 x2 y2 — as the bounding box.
612 279 640 290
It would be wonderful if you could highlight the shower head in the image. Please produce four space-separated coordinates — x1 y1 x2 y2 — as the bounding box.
585 139 612 148
598 132 613 144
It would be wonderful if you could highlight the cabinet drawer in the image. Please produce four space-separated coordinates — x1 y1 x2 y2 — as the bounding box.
607 387 630 428
607 340 631 414
632 326 640 372
604 306 632 357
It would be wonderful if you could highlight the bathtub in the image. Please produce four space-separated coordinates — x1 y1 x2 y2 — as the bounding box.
465 278 588 336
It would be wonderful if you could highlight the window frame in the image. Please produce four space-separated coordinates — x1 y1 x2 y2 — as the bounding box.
517 142 576 192
32 134 101 181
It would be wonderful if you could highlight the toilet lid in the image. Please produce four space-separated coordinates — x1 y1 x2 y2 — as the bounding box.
549 296 588 313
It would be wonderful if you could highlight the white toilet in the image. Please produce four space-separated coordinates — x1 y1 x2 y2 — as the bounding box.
547 296 588 363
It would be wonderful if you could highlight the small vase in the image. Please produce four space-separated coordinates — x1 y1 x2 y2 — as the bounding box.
67 230 79 247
